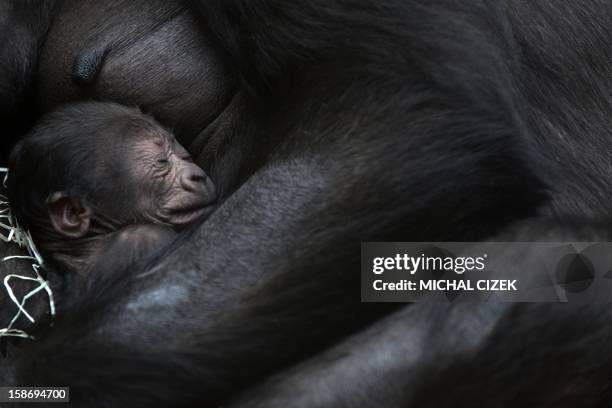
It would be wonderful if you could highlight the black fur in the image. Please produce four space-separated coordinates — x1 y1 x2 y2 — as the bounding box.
223 221 612 407
0 0 56 162
1 0 611 407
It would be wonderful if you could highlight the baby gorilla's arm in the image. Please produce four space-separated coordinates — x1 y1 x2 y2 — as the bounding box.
87 224 177 276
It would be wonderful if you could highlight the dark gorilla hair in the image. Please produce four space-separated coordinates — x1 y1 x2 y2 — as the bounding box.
4 0 612 407
7 102 166 249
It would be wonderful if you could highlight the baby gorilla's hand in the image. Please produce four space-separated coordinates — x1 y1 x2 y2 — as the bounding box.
87 224 177 276
114 224 177 261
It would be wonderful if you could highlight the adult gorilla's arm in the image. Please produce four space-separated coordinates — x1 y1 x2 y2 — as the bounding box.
7 1 547 406
222 222 612 407
225 303 508 408
226 302 612 408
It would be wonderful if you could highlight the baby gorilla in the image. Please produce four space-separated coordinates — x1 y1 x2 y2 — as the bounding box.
7 102 216 276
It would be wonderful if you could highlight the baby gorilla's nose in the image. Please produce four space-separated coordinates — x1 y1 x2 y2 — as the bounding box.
180 163 216 204
181 164 206 191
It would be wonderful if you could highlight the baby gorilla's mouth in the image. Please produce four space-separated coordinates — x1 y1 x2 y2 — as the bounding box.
165 177 217 227
166 199 216 226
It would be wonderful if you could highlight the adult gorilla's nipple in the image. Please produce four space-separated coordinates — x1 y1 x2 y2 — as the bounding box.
71 46 108 86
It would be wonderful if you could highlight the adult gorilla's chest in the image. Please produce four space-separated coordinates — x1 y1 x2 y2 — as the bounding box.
36 0 248 197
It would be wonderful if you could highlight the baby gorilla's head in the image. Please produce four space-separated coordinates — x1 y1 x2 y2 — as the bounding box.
8 102 216 244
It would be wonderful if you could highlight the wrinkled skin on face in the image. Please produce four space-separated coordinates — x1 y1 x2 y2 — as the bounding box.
127 134 217 228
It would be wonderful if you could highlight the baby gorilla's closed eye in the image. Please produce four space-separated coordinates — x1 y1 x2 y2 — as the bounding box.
7 101 217 276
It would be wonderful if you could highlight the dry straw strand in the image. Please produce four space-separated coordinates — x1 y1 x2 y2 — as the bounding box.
0 167 55 340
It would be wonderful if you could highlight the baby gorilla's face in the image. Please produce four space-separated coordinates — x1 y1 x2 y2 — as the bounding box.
127 133 217 228
7 102 217 241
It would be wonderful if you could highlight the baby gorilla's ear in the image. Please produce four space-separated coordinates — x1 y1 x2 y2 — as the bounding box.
46 192 93 238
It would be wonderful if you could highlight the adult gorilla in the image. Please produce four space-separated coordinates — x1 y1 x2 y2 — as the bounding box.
1 0 612 407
